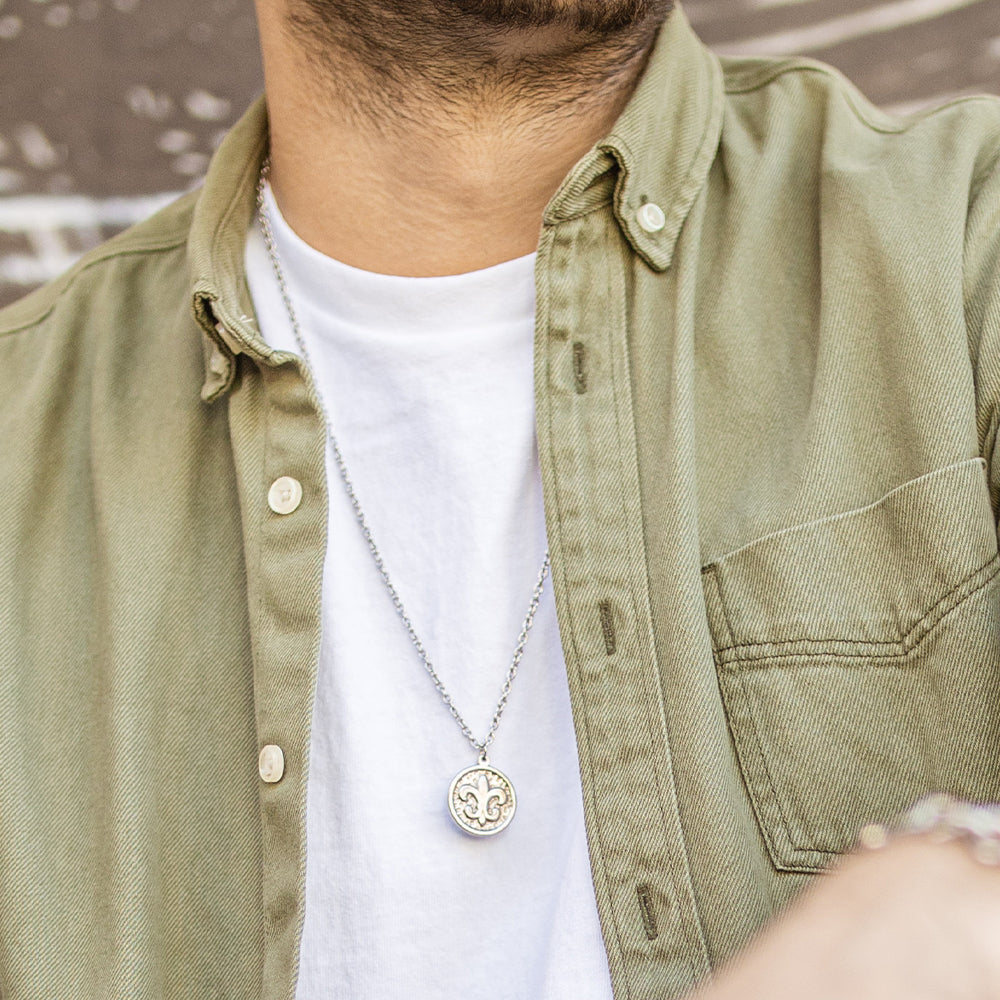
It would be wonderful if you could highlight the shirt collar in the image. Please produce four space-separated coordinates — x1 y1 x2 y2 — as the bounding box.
189 3 723 400
189 97 271 402
544 4 724 271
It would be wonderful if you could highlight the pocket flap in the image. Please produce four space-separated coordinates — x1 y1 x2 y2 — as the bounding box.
701 458 1000 871
704 459 995 655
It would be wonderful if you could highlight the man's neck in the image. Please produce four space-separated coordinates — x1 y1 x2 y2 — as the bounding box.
255 1 667 276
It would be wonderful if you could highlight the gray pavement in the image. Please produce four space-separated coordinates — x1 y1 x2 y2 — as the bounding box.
1 0 998 306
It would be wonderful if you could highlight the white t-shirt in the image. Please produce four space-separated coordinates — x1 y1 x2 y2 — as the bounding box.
246 187 614 1000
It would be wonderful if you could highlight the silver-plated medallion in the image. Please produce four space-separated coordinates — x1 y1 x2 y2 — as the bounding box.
448 762 516 837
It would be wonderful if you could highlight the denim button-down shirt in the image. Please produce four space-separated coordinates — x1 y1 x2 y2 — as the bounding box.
3 7 1000 998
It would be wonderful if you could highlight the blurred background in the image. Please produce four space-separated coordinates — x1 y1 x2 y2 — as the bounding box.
0 0 998 307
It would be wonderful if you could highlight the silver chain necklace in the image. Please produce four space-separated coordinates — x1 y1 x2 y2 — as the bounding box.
256 161 551 836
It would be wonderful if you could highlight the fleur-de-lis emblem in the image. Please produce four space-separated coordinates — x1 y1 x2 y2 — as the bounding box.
457 772 507 827
448 762 516 836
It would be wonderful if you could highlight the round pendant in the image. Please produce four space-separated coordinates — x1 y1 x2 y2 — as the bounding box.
448 762 516 837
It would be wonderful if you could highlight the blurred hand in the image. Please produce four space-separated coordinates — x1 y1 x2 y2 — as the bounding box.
695 835 1000 1000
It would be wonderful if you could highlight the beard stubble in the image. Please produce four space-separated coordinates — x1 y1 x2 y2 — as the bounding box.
286 0 674 118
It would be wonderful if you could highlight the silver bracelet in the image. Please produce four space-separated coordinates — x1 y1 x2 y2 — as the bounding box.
857 794 1000 866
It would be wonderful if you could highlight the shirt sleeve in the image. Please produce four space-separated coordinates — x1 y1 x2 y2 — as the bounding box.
964 137 1000 524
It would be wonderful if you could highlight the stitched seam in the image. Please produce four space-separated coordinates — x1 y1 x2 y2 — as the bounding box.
966 143 1000 467
607 255 707 983
701 567 734 649
734 661 806 856
705 459 985 569
725 62 907 139
983 410 1000 505
772 855 835 872
723 59 837 95
606 240 674 995
719 638 900 655
724 557 1000 862
723 60 998 136
716 554 1000 662
710 567 739 652
0 236 189 337
540 229 634 1000
903 555 1000 649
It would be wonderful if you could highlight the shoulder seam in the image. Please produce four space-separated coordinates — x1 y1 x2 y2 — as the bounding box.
724 58 1000 137
723 58 835 95
0 233 188 338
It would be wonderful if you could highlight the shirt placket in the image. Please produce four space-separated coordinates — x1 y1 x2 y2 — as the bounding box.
534 205 712 1000
220 329 329 1000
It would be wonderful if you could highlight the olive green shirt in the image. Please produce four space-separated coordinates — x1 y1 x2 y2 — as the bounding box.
3 7 1000 999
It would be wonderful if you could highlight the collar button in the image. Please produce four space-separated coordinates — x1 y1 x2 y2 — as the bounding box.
636 202 666 234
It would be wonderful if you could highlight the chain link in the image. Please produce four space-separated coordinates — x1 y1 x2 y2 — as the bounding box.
256 161 551 759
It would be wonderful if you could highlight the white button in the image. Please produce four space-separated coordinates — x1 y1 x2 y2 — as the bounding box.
268 476 303 515
258 744 285 783
636 202 666 234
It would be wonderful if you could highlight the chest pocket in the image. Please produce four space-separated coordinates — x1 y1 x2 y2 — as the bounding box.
702 457 1000 873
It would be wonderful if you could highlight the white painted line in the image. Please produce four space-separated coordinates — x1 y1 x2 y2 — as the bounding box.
0 192 183 286
751 0 821 12
0 252 80 286
713 0 987 56
0 192 180 233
